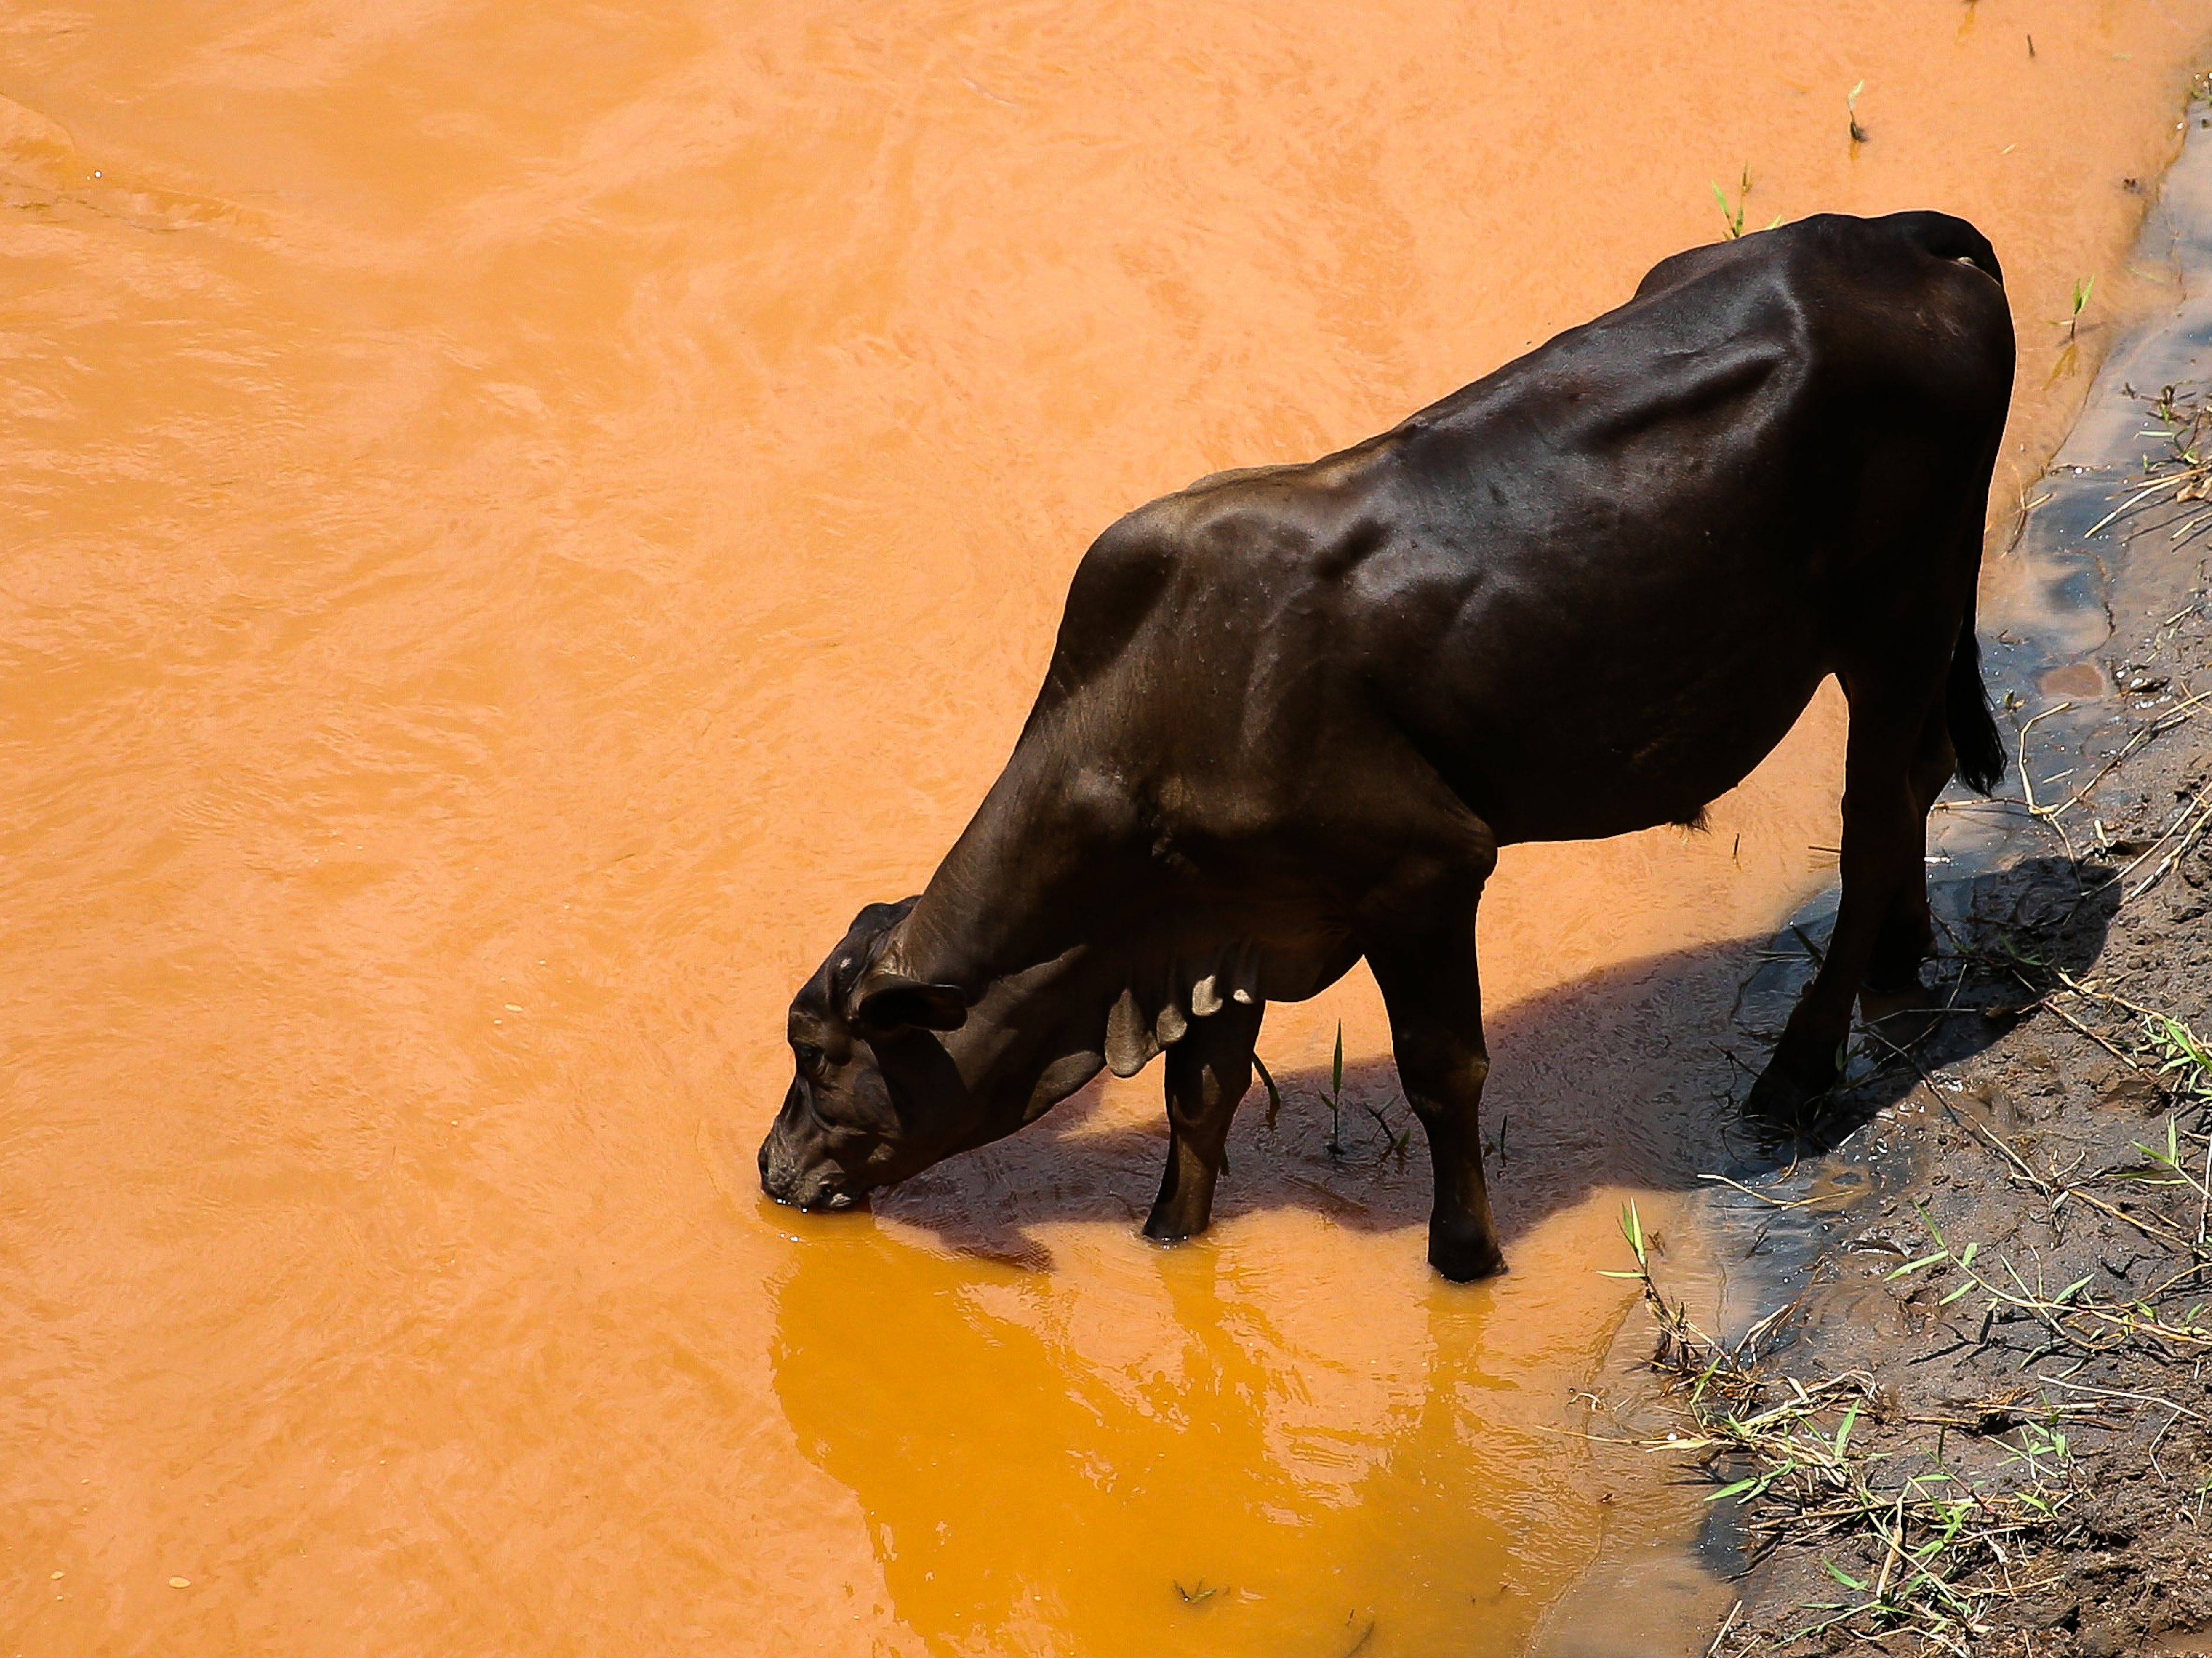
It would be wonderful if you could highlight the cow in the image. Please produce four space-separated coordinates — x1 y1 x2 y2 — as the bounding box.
759 210 2014 1281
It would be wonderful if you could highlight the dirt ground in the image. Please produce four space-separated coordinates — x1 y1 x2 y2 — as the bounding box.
1661 421 2212 1653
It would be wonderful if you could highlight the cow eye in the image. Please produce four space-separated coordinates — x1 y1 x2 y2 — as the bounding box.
793 1041 825 1075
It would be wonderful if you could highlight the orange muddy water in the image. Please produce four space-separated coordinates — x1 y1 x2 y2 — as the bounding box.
4 5 2209 1654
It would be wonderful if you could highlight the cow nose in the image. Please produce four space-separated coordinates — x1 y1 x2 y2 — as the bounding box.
758 1125 800 1203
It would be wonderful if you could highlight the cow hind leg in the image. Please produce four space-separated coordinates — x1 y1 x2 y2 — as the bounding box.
1864 705 1957 1001
1143 997 1264 1244
1366 901 1504 1282
1861 517 2005 1037
1745 671 1943 1130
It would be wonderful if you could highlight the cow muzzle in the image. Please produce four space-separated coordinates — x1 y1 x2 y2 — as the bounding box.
757 1120 861 1211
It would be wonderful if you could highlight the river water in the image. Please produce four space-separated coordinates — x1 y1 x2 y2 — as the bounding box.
3 5 2208 1654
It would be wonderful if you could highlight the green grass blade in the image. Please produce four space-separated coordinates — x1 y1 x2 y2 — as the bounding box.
1887 1250 1951 1279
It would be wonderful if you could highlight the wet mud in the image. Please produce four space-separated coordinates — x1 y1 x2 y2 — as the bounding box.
4 5 2212 1656
1662 79 2212 1657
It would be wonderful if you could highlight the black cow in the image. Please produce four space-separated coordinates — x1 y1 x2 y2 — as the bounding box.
759 211 2014 1281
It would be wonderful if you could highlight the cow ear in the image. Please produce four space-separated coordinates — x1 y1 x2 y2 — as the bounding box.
854 977 968 1034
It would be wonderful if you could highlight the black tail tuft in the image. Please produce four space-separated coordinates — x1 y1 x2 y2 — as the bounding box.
1947 624 2005 795
1889 210 2004 287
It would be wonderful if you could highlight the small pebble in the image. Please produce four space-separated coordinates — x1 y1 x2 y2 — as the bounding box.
169 1577 191 1589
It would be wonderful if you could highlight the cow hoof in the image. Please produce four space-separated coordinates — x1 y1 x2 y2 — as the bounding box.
1742 1049 1836 1133
1140 1212 1208 1246
1429 1229 1507 1283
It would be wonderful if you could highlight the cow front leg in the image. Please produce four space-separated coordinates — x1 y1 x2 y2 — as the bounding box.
1747 679 1933 1129
1366 906 1504 1282
1143 998 1264 1244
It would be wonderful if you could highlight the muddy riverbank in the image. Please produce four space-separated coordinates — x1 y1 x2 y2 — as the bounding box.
1694 500 2212 1658
1593 81 2212 1658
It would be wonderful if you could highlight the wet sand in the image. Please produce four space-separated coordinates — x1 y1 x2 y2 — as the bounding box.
3 4 2209 1653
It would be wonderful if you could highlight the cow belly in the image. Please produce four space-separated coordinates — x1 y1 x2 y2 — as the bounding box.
1436 643 1833 840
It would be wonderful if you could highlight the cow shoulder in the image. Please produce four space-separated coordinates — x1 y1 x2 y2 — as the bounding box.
1044 502 1188 695
1047 465 1342 689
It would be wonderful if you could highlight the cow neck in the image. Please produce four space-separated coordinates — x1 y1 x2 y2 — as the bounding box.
891 751 1085 998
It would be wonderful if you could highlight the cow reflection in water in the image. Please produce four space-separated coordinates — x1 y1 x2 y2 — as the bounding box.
759 211 2015 1280
768 1219 1578 1654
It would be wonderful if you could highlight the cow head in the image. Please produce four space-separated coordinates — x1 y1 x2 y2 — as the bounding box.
757 898 976 1212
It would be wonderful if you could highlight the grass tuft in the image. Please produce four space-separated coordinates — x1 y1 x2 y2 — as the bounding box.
1254 1023 1411 1163
1616 1206 2082 1652
1649 951 2212 1652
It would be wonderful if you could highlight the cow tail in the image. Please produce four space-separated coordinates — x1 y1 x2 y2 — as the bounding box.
1894 210 2004 287
1946 609 2006 795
